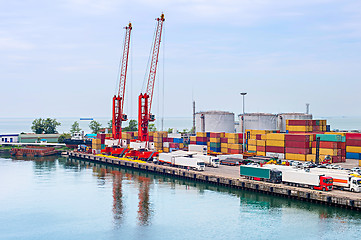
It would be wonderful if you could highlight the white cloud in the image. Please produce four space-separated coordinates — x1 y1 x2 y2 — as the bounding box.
0 37 34 50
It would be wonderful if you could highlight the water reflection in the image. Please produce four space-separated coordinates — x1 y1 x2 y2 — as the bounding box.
112 171 123 227
65 158 361 224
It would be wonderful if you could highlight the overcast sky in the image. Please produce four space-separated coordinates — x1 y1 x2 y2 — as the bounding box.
1 0 360 120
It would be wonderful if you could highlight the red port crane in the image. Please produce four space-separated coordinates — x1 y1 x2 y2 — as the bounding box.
138 14 165 142
113 23 132 140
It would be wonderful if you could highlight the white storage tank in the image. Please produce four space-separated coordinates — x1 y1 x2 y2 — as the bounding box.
277 113 312 132
238 113 277 132
195 111 235 133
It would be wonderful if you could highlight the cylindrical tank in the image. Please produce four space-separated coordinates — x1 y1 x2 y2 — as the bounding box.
195 111 235 133
238 113 278 132
277 113 313 132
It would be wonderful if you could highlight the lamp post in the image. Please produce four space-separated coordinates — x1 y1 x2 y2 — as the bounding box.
240 92 247 153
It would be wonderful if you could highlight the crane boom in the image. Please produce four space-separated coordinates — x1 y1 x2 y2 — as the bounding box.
138 14 165 142
113 23 132 140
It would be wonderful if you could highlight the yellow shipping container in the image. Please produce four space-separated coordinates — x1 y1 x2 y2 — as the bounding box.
265 133 285 141
311 148 339 156
207 142 210 147
257 151 266 156
248 139 257 145
163 147 169 153
286 126 311 132
221 143 228 148
359 160 361 167
190 136 197 141
227 138 238 144
246 129 270 135
285 153 306 161
229 144 241 150
225 133 238 139
248 145 257 151
210 137 221 143
346 146 361 153
249 134 257 140
266 140 285 147
179 143 184 148
221 147 228 153
153 137 163 142
256 140 266 146
196 132 207 137
306 154 316 162
219 132 225 138
324 132 347 136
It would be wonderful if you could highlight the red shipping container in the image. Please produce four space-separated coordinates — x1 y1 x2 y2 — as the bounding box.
196 137 207 142
286 141 310 148
345 133 361 140
287 119 311 126
338 142 346 149
346 139 361 147
210 132 222 138
221 137 228 143
285 134 311 142
162 137 168 142
238 138 244 144
190 141 196 145
332 156 342 163
311 141 338 149
266 146 285 153
167 137 174 142
229 149 242 154
149 136 154 141
285 147 310 154
256 146 266 152
256 134 262 140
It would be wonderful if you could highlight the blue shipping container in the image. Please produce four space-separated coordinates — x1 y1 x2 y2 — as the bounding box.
346 152 361 160
196 141 207 146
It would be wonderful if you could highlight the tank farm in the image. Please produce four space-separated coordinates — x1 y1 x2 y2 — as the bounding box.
68 13 361 211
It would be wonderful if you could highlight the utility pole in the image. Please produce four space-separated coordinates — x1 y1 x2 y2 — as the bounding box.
240 92 247 153
193 101 196 134
306 103 310 114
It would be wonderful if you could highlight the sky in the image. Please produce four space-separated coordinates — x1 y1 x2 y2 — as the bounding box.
1 0 361 121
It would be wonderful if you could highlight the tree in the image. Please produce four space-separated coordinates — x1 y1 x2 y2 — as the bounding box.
58 133 71 143
122 119 138 132
31 118 61 134
70 121 81 134
149 123 157 132
89 120 102 134
167 128 173 133
107 120 113 129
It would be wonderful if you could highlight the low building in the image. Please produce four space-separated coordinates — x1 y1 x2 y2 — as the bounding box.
0 134 19 143
19 134 61 143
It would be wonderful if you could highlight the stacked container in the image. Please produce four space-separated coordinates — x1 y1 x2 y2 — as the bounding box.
196 132 208 146
345 133 361 160
209 132 223 153
309 134 346 163
226 133 242 154
154 131 166 152
285 134 313 161
265 133 285 158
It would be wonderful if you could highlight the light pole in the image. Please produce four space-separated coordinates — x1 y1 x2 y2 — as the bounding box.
240 92 247 153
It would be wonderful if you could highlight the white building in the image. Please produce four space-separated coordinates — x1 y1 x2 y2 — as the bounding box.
0 134 19 143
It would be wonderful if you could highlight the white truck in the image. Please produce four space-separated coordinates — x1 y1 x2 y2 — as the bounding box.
310 169 361 192
187 145 219 167
282 170 333 191
158 152 205 171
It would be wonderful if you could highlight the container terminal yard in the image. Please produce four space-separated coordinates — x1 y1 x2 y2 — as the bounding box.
4 13 361 211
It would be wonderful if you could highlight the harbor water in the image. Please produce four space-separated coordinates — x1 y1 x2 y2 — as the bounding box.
1 154 361 240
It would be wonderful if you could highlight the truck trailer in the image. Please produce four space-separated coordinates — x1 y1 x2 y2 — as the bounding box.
282 170 333 191
240 165 282 183
158 152 205 171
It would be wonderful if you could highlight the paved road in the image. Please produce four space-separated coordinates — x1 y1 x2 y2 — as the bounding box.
203 162 361 199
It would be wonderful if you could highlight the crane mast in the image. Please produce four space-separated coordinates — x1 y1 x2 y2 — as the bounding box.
138 14 165 142
113 23 132 139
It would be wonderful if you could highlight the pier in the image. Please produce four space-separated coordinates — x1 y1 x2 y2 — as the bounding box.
68 151 361 210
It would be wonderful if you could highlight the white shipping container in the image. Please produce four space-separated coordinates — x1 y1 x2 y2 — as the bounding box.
188 144 207 154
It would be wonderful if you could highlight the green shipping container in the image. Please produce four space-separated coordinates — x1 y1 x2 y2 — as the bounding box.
210 142 221 148
240 166 270 179
316 134 346 142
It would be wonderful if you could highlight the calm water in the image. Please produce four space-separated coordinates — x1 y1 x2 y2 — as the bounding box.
1 154 361 240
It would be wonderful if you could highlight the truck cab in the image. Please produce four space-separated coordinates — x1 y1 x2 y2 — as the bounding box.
210 157 220 167
349 177 361 192
270 169 282 183
197 161 206 171
314 176 333 191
